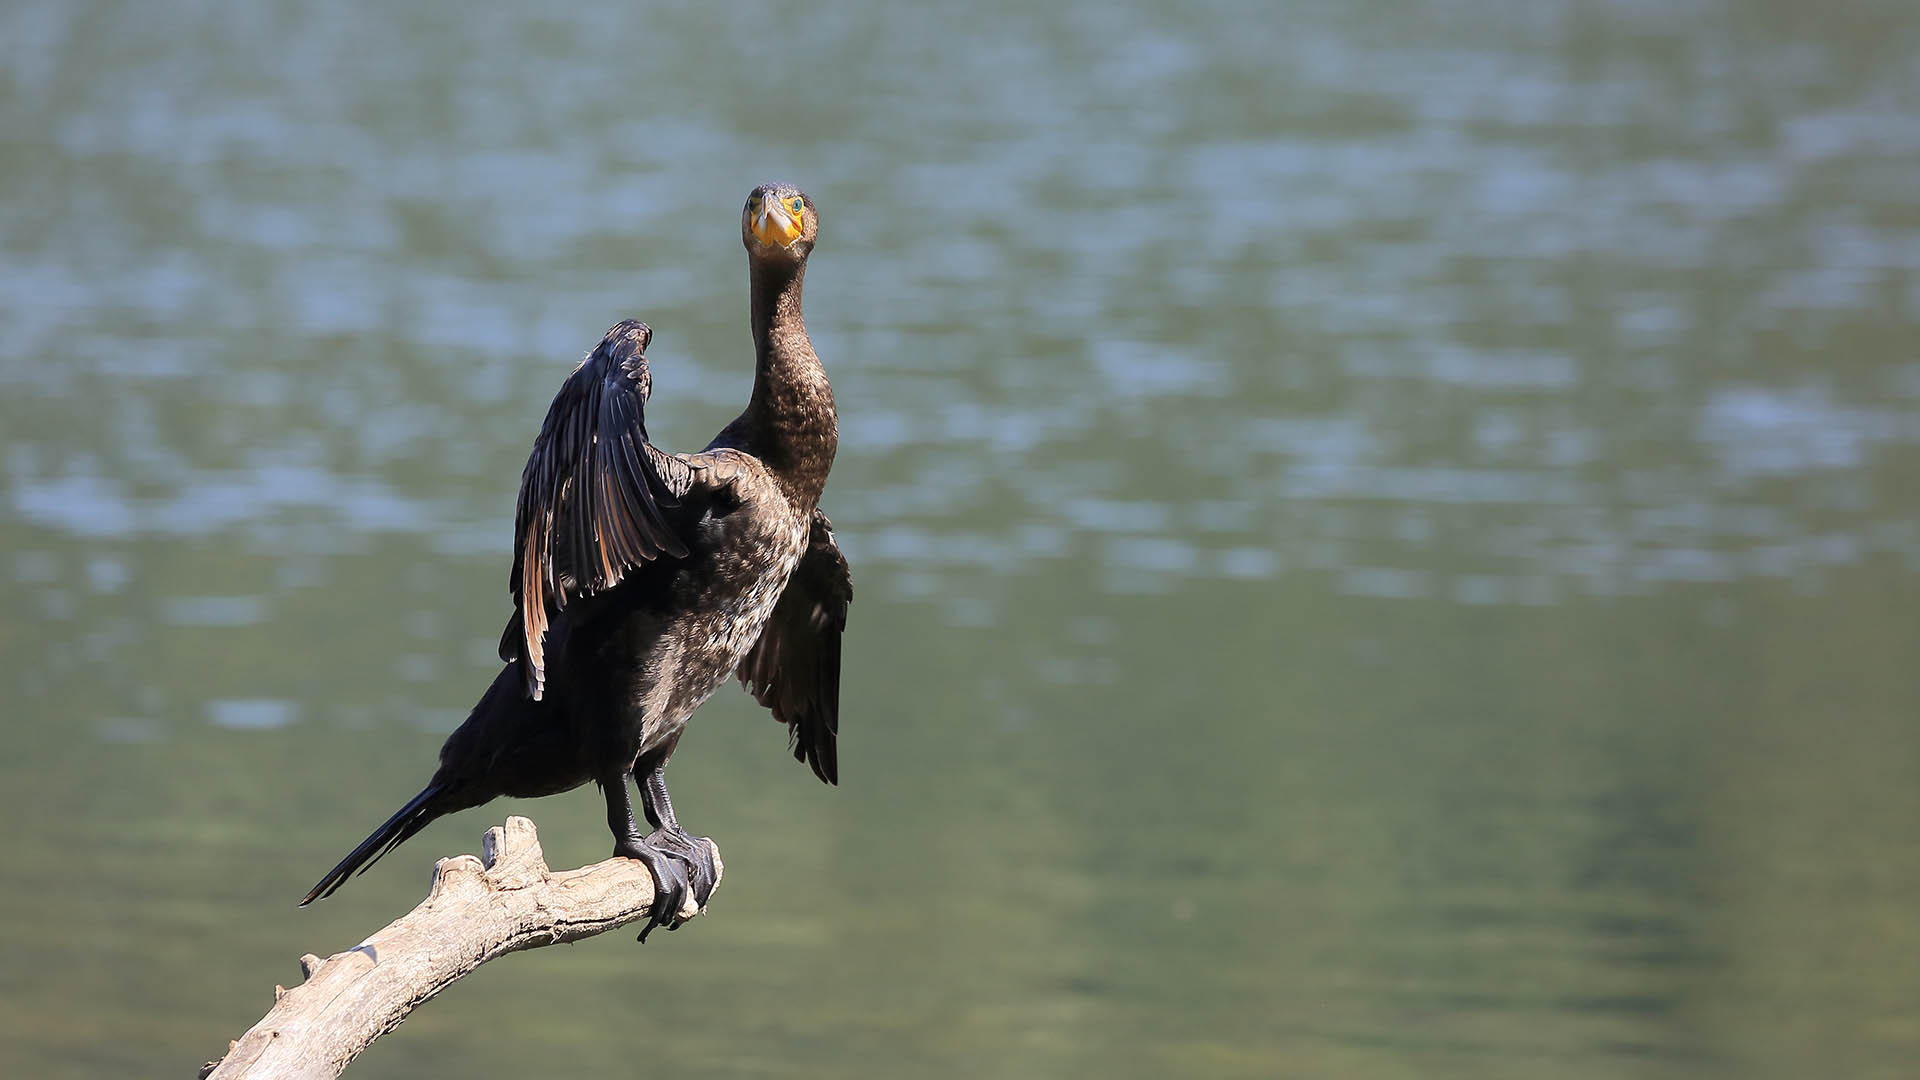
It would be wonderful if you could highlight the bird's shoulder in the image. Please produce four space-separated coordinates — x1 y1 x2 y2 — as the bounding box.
677 436 804 512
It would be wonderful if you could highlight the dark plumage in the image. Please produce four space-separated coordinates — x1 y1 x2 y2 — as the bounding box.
302 184 849 939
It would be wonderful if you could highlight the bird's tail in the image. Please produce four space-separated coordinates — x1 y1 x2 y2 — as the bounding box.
299 782 449 906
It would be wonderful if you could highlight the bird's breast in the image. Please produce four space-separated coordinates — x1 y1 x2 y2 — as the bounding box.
695 509 809 663
628 503 810 742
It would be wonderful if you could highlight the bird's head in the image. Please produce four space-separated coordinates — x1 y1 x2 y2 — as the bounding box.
742 183 817 263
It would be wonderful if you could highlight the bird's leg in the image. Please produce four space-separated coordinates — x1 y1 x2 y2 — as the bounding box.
638 766 666 831
601 773 691 942
635 763 718 914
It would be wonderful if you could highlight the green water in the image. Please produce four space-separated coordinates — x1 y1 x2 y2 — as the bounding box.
4 1 1920 1076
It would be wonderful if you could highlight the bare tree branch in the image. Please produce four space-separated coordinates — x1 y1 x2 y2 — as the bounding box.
201 817 720 1079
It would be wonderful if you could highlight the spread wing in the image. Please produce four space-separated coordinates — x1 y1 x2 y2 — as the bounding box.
738 509 853 785
503 319 698 700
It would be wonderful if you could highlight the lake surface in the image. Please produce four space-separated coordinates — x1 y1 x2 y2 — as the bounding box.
3 1 1919 1076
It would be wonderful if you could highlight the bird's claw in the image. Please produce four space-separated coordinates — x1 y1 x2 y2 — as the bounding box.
613 837 701 942
646 826 718 913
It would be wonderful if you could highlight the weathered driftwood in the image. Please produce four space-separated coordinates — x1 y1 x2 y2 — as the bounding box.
202 816 720 1079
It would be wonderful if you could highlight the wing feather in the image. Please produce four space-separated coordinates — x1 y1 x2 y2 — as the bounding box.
738 509 853 784
503 320 692 699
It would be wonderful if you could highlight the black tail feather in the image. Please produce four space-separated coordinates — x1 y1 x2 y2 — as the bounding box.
299 783 448 906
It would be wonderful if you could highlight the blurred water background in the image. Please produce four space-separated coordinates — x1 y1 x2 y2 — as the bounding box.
3 1 1919 1076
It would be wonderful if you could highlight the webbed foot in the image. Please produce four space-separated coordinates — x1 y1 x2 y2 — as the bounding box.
613 836 696 943
645 826 718 915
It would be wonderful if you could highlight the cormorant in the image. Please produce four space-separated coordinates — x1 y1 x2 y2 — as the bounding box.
301 184 849 940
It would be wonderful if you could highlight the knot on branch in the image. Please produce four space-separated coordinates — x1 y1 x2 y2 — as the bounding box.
425 815 550 900
482 815 550 889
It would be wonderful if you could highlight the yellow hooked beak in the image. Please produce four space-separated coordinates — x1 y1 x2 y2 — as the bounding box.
750 193 804 247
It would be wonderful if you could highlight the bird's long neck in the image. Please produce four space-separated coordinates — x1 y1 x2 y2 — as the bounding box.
741 258 837 507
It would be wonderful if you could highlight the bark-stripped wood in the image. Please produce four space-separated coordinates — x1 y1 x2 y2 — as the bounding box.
203 817 720 1079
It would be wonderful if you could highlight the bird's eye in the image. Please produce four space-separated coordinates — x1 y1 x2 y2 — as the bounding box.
789 197 804 212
